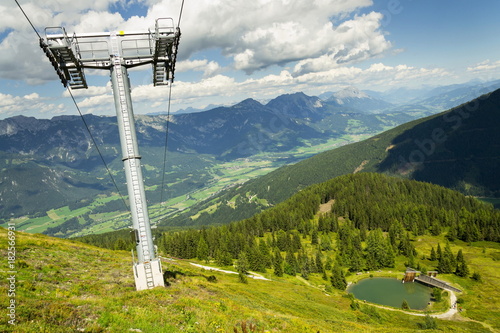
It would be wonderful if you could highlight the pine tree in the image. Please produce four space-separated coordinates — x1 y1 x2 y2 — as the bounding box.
273 249 284 277
384 238 395 268
259 239 272 269
349 249 364 272
320 234 333 251
438 244 455 274
456 248 464 263
237 252 249 283
401 299 410 310
455 249 469 277
330 262 347 290
300 255 310 280
366 229 386 270
447 221 458 241
215 249 233 266
315 251 324 273
324 256 333 271
430 246 437 261
311 228 318 245
196 236 209 263
284 251 297 276
406 250 416 269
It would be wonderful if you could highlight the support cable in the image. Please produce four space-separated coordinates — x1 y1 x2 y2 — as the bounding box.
158 0 185 217
14 0 129 211
66 88 129 210
14 0 41 39
159 83 174 209
177 0 185 28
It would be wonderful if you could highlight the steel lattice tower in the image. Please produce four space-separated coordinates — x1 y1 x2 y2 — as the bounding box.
41 18 181 291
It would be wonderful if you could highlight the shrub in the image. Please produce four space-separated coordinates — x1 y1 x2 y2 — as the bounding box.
418 315 438 330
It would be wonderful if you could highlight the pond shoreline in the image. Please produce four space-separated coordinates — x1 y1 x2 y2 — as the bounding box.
347 276 436 311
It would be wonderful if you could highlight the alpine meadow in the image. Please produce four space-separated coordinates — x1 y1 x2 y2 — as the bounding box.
1 0 500 332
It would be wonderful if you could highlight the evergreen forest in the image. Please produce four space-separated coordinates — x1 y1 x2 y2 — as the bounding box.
153 173 499 281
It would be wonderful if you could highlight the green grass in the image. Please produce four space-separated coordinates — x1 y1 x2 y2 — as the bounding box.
1 228 495 332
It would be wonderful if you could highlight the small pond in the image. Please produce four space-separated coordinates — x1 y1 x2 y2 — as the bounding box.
347 277 433 310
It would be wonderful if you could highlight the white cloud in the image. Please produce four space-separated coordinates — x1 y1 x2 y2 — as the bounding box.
0 0 390 86
63 83 111 98
1 0 487 119
467 59 500 73
0 92 65 117
127 62 450 113
292 12 391 76
145 0 383 73
176 59 221 77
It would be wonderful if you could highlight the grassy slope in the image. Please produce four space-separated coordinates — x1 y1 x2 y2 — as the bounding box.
1 228 495 332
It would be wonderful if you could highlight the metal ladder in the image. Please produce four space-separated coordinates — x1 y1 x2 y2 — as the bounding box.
110 34 154 288
153 35 172 86
50 45 88 89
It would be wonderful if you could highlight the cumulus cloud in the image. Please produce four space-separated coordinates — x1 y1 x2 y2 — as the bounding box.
0 92 65 117
176 59 221 77
292 12 391 76
62 83 111 98
146 0 385 73
0 0 391 85
118 62 449 113
467 60 500 73
0 0 468 118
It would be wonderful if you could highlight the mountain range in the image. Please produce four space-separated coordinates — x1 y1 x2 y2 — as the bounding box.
1 80 499 232
164 88 500 227
0 92 422 221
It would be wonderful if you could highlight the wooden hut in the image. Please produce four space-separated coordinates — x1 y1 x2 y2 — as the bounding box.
403 268 420 282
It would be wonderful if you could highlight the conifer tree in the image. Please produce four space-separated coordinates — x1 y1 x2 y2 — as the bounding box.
430 246 437 261
324 256 333 271
447 221 458 241
273 249 284 277
300 255 311 280
215 249 233 266
455 249 469 277
384 238 395 268
237 252 249 283
196 236 209 263
320 234 333 251
259 239 272 269
438 243 455 274
315 251 324 273
330 261 347 290
311 228 318 245
284 251 297 276
406 249 416 269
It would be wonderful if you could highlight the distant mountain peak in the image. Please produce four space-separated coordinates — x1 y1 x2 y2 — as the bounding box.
326 86 393 112
334 87 370 100
234 98 262 109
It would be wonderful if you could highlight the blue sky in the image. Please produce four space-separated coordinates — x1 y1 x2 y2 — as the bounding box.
0 0 499 119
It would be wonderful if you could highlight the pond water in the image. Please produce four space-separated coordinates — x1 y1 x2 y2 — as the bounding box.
347 277 433 310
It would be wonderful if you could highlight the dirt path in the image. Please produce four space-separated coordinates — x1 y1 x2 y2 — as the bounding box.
363 291 497 332
189 263 497 332
353 160 369 174
362 290 457 319
318 199 335 213
190 263 271 281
